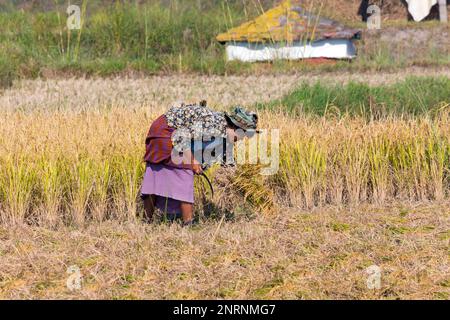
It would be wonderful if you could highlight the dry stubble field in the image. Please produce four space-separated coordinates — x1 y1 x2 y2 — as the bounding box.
1 204 449 299
0 69 449 299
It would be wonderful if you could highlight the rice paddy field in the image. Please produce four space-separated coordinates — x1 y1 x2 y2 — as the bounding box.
0 69 449 300
0 0 449 301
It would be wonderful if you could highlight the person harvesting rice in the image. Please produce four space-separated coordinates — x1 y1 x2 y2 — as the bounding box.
141 101 259 226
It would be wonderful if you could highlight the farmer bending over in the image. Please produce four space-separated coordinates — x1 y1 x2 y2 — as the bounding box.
141 101 258 226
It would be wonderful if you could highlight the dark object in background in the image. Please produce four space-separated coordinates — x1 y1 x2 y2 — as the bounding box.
358 0 370 22
358 0 388 22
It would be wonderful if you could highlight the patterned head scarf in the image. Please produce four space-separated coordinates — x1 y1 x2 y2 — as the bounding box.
225 107 259 133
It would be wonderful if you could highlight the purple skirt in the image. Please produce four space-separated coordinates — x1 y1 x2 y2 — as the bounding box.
141 163 194 215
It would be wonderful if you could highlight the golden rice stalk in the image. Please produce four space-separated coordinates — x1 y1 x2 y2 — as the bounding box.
0 157 35 225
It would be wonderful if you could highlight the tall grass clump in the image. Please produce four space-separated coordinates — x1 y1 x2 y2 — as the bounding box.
0 157 36 225
268 113 450 207
36 157 64 226
0 0 265 82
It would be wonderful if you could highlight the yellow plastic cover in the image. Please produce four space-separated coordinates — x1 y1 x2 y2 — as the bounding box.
216 0 360 44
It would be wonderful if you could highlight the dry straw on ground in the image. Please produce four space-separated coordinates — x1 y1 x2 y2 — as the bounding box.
0 203 448 299
2 67 449 112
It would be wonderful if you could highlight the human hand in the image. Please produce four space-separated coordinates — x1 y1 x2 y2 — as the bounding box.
192 163 203 175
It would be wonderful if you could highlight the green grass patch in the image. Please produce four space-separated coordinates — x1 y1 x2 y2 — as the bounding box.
256 76 450 117
0 1 449 85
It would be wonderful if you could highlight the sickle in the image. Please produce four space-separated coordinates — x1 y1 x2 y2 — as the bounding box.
200 172 214 199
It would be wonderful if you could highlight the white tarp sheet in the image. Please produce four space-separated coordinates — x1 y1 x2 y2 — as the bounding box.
406 0 437 21
225 39 356 62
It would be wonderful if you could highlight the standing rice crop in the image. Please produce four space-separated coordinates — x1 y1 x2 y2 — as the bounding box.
0 83 449 226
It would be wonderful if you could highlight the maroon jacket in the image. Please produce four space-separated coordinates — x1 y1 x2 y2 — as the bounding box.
144 115 191 169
